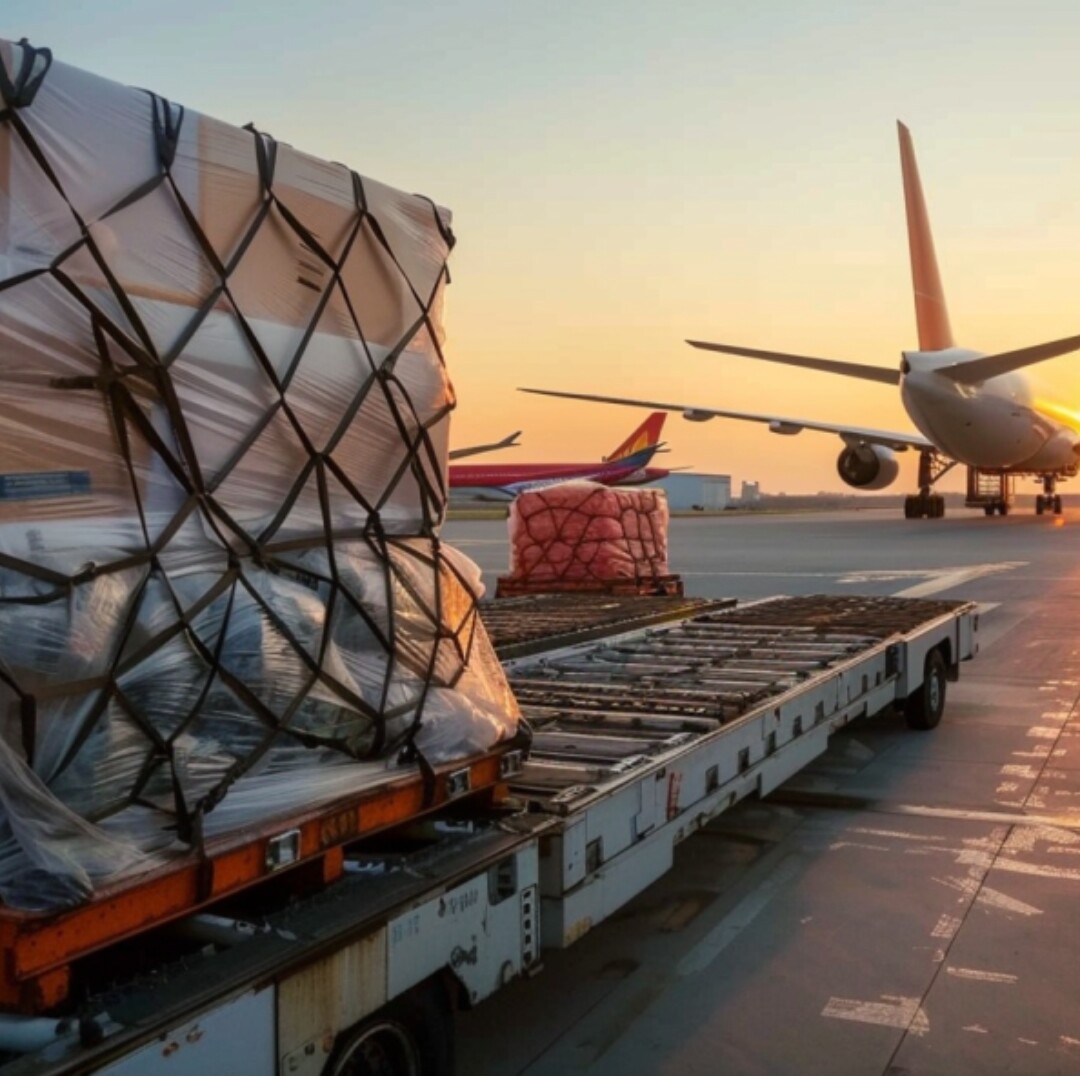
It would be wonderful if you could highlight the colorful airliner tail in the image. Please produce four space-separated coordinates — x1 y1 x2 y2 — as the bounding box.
605 412 667 463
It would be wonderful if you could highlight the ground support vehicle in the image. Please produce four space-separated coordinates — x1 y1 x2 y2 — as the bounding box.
0 594 977 1074
965 466 1016 515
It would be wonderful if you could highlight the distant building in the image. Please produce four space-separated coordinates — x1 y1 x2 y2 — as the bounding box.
740 480 761 504
655 472 732 511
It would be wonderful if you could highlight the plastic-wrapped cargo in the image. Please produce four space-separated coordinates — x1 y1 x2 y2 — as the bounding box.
505 482 670 584
0 39 520 911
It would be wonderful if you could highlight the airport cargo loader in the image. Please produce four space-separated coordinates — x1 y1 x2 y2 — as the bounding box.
0 593 978 1075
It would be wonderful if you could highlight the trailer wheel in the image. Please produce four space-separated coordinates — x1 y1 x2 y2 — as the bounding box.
905 649 947 731
327 979 453 1075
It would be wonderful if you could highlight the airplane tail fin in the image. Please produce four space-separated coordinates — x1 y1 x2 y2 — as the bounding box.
899 121 954 351
605 412 667 462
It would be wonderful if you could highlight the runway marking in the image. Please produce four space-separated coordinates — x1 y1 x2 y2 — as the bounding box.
975 887 1042 917
679 563 1025 598
851 826 948 842
1028 727 1062 739
946 965 1018 984
993 857 1080 881
892 562 1026 598
822 995 929 1036
932 914 962 939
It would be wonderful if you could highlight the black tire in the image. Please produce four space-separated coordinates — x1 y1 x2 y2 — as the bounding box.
1036 495 1045 515
905 649 947 731
1000 502 1009 516
327 979 454 1075
1054 496 1063 515
983 505 993 517
903 496 916 519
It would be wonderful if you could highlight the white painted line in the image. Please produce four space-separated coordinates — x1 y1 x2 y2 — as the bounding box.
993 857 1080 882
882 802 1080 830
893 562 1026 598
975 887 1043 917
931 914 962 939
946 966 1018 984
851 826 948 842
822 995 929 1036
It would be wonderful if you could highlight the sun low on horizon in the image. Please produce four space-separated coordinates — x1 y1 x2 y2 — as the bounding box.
8 0 1080 494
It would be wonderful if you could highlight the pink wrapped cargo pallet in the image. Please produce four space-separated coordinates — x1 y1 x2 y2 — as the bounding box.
0 39 522 915
497 481 681 596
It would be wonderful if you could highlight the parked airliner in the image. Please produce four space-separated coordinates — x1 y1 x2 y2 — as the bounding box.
449 413 670 502
523 123 1080 518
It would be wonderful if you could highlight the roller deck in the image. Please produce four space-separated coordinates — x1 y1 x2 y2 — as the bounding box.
494 594 977 946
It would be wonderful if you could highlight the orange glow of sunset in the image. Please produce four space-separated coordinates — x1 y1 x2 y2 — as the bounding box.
14 1 1080 493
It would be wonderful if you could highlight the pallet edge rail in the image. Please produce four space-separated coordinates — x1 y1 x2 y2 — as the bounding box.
0 594 979 1075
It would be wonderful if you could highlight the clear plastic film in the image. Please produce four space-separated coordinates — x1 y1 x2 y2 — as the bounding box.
0 39 521 911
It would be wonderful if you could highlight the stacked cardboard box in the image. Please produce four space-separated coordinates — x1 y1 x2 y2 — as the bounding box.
0 40 519 911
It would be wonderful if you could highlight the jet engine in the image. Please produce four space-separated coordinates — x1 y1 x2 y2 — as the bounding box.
836 444 900 490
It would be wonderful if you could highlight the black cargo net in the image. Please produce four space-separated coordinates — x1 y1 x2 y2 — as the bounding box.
0 40 504 872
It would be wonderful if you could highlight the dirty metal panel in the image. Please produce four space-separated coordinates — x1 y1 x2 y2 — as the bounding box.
101 989 275 1075
277 929 388 1075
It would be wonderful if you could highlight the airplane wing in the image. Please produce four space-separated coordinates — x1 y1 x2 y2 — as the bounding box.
518 388 934 452
448 431 523 461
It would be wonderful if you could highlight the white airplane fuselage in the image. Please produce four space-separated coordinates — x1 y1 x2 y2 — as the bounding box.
900 350 1080 473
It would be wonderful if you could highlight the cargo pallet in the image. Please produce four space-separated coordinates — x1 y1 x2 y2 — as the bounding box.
494 573 684 599
0 744 523 1014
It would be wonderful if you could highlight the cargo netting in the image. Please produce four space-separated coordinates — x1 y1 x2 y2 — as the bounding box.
506 482 670 585
0 39 520 911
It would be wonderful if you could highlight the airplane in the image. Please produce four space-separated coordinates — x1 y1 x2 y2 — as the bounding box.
449 412 670 502
449 431 523 461
521 122 1080 519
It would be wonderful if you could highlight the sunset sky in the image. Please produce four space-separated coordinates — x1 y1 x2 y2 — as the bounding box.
8 0 1080 492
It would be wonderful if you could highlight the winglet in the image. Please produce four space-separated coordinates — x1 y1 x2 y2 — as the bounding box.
898 121 954 352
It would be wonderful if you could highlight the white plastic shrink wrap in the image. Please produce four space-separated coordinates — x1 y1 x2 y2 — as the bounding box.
0 40 521 910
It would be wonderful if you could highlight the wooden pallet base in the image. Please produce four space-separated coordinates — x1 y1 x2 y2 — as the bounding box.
0 745 523 1012
495 574 684 599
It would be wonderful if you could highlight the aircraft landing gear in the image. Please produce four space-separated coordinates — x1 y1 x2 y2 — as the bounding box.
904 449 955 519
1035 476 1063 516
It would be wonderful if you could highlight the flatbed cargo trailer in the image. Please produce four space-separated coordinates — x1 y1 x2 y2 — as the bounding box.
0 594 977 1075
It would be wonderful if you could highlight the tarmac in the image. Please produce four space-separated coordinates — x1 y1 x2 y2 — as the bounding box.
445 507 1080 1074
